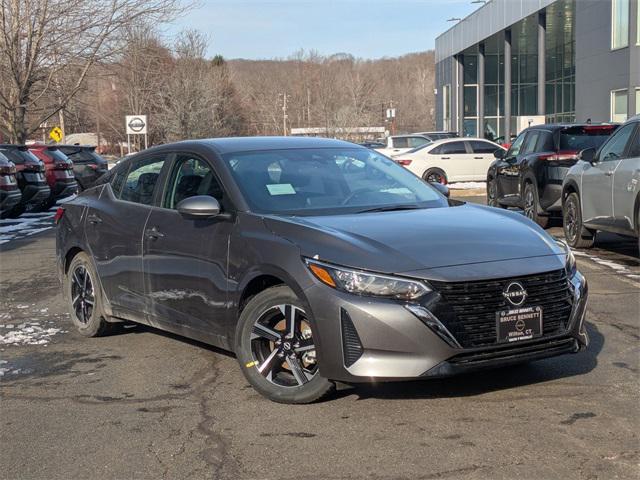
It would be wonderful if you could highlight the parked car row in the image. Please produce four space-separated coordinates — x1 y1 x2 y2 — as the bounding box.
370 131 458 157
0 144 108 218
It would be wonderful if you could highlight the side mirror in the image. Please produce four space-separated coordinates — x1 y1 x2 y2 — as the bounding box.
176 195 227 218
430 181 450 198
494 149 506 159
579 147 596 164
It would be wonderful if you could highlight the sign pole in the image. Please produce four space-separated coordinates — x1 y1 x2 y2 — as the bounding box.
127 134 131 154
144 133 148 150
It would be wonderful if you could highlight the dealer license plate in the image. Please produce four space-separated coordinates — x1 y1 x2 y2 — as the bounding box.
496 306 542 343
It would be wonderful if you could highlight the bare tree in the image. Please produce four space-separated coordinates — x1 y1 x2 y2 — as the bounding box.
0 0 187 143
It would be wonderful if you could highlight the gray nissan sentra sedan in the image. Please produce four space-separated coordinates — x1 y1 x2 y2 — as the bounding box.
55 137 589 403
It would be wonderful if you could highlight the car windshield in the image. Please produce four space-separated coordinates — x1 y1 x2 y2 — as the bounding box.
559 126 618 151
223 147 448 215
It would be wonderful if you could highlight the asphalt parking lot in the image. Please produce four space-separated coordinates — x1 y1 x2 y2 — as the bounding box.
1 193 639 480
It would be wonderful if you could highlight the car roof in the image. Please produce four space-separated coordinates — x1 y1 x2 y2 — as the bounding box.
523 123 619 132
142 136 362 156
427 137 496 146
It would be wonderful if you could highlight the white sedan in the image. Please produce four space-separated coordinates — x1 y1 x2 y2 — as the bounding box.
391 137 505 184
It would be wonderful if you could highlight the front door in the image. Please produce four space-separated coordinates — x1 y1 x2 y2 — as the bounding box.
495 131 527 204
143 153 233 345
612 126 640 234
84 154 168 323
582 122 636 227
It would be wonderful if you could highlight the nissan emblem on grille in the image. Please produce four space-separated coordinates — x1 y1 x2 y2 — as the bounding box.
503 281 528 306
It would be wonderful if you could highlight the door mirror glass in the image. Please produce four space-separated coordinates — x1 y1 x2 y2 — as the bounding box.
176 195 221 217
493 148 505 159
430 181 450 198
579 147 596 163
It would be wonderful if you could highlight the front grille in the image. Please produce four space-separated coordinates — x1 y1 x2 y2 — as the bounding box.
341 308 363 367
430 269 573 348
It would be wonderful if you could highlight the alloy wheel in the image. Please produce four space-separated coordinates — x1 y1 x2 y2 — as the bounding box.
71 265 95 324
250 304 318 388
524 188 535 220
427 172 445 184
565 199 579 244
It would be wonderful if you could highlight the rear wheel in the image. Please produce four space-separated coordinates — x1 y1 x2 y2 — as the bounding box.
563 193 594 248
423 168 447 185
64 252 113 337
523 182 548 229
235 285 335 404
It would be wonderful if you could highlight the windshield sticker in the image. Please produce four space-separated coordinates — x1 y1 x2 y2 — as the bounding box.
381 187 413 195
267 183 296 195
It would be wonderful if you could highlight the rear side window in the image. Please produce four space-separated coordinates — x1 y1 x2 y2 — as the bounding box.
408 137 429 148
559 126 618 151
469 141 499 154
392 137 409 148
120 157 166 205
535 131 555 151
432 142 467 155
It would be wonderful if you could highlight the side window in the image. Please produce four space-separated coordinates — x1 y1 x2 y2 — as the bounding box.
469 141 499 154
408 137 428 148
507 133 527 157
437 141 467 155
110 167 127 196
392 137 409 148
120 157 165 205
598 123 636 162
521 131 541 155
627 125 640 158
163 155 223 209
535 131 555 151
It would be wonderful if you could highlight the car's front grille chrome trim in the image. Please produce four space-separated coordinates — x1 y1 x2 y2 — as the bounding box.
405 304 462 349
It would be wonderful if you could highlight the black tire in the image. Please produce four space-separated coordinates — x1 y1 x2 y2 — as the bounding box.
423 168 448 185
563 193 595 248
64 252 113 337
523 182 549 229
487 177 503 208
235 285 335 404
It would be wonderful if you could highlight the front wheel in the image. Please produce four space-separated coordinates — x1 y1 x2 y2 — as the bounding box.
523 182 549 229
235 285 335 404
563 193 594 248
487 177 503 208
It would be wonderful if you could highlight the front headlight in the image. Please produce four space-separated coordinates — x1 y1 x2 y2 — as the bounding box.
557 240 576 276
305 259 431 300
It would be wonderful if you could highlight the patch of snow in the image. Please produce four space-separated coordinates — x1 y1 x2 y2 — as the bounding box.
0 322 63 346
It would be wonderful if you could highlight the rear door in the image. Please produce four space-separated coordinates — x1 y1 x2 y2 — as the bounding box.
612 124 640 234
430 140 471 181
468 140 502 179
581 123 636 227
84 154 168 323
142 152 233 345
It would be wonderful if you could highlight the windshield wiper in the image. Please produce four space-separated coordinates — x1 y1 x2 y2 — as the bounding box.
355 204 423 214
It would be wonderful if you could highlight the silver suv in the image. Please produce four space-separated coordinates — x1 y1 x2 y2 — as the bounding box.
562 116 640 249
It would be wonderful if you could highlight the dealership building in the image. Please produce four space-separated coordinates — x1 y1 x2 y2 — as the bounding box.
435 0 639 141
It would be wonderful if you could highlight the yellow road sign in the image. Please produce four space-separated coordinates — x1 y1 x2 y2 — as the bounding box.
49 127 63 143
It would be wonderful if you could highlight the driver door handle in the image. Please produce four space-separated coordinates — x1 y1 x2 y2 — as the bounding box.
145 226 165 240
87 214 102 225
474 156 483 159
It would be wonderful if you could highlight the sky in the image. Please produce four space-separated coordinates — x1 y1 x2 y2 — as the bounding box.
168 0 480 60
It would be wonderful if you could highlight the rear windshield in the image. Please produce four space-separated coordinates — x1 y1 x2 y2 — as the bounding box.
65 149 105 164
48 150 71 162
559 126 618 151
0 149 40 165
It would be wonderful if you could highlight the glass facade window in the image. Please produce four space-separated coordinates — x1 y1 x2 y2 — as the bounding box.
545 0 576 123
636 88 639 115
611 89 628 122
482 32 504 141
612 0 629 49
443 84 451 131
462 46 479 137
510 15 538 118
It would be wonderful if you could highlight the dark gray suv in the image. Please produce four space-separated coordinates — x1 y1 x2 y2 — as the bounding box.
56 137 589 403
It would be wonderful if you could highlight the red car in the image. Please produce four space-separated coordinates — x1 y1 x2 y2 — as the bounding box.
29 145 78 209
0 152 21 218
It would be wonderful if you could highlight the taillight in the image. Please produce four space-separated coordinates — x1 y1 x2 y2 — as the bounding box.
539 151 579 161
396 159 412 166
54 162 73 170
54 207 65 224
0 164 16 175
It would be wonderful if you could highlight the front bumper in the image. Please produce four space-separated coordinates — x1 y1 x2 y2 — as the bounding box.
304 269 588 383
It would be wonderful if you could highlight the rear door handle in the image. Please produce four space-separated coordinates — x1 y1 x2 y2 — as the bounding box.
474 156 483 159
87 214 102 224
145 226 165 240
441 157 450 160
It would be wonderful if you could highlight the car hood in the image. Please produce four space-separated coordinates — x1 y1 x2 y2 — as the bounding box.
263 203 565 277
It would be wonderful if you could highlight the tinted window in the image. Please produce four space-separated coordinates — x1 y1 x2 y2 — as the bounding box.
392 137 409 148
507 133 527 157
48 150 70 162
222 148 447 215
535 131 555 151
120 157 165 205
521 131 541 154
559 126 618 151
109 166 127 196
469 141 499 154
163 155 224 209
432 142 467 155
0 149 39 165
597 123 636 162
627 125 640 157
